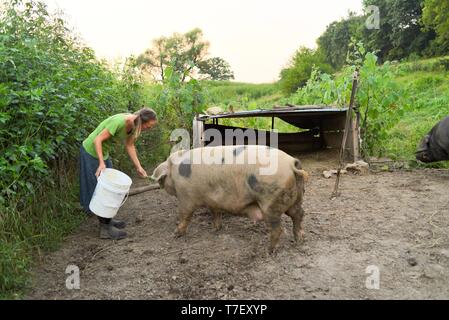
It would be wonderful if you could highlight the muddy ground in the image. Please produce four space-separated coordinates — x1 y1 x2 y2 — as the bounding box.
27 152 449 300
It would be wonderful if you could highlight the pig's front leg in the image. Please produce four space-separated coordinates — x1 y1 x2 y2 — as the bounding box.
175 204 196 237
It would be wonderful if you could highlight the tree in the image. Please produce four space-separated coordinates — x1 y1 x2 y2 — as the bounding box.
362 0 435 61
136 28 209 82
198 57 234 80
422 0 449 54
317 12 365 70
279 47 333 94
137 28 234 82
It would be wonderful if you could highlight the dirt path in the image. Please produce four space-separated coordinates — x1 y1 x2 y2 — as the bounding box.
27 167 449 299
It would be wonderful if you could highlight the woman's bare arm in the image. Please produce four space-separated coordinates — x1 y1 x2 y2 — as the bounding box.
93 129 112 177
125 135 147 177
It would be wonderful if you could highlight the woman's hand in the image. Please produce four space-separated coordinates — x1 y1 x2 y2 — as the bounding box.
95 161 106 178
136 166 148 178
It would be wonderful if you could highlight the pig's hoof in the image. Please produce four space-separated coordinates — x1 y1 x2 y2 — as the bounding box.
174 229 186 238
268 247 278 255
294 230 305 243
294 236 305 243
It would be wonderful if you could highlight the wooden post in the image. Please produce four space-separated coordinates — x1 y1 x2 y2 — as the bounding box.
344 117 360 163
332 69 360 199
192 116 205 148
351 117 360 162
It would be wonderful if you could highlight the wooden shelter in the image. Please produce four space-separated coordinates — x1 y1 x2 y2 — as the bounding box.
192 105 360 162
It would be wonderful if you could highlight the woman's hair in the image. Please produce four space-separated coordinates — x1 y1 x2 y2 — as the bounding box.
133 107 157 138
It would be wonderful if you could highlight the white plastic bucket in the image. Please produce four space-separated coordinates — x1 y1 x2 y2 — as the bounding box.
89 168 132 218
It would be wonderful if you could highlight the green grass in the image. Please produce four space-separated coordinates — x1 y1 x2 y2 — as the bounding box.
0 164 87 299
385 56 449 167
201 81 303 132
204 81 280 106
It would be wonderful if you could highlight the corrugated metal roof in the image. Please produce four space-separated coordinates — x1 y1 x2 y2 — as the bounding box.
197 105 348 121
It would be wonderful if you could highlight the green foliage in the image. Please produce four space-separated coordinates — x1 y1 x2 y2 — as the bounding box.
314 0 439 72
386 56 449 165
394 56 449 74
1 164 86 298
279 47 333 94
284 45 449 165
356 53 407 156
145 63 207 153
0 0 147 202
0 238 31 299
113 56 148 110
361 0 436 61
0 0 147 297
317 12 365 70
287 47 408 157
422 0 449 54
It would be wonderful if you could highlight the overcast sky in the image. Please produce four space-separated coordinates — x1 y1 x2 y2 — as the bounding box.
43 0 363 83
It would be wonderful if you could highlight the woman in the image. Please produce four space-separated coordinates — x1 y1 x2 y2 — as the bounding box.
80 107 157 240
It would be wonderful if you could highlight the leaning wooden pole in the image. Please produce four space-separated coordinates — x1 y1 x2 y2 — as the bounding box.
129 183 160 196
331 69 360 199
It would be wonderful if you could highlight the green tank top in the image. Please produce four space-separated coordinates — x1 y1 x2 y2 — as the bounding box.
82 113 131 160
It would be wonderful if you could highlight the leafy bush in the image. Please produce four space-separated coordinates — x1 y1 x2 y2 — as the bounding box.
143 64 207 157
0 0 144 203
0 0 147 297
279 47 333 94
286 50 408 157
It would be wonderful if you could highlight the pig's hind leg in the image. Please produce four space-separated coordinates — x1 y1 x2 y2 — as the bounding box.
259 202 286 253
212 210 223 231
285 203 305 243
264 212 283 254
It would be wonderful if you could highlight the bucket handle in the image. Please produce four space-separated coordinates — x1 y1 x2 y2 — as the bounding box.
119 192 129 208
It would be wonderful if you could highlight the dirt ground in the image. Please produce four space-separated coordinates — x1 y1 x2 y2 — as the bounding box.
26 151 449 300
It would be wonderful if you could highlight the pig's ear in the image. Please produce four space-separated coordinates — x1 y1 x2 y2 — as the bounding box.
151 162 168 184
416 135 430 153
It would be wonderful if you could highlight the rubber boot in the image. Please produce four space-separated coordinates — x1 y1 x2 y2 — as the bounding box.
99 223 127 240
111 219 126 229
